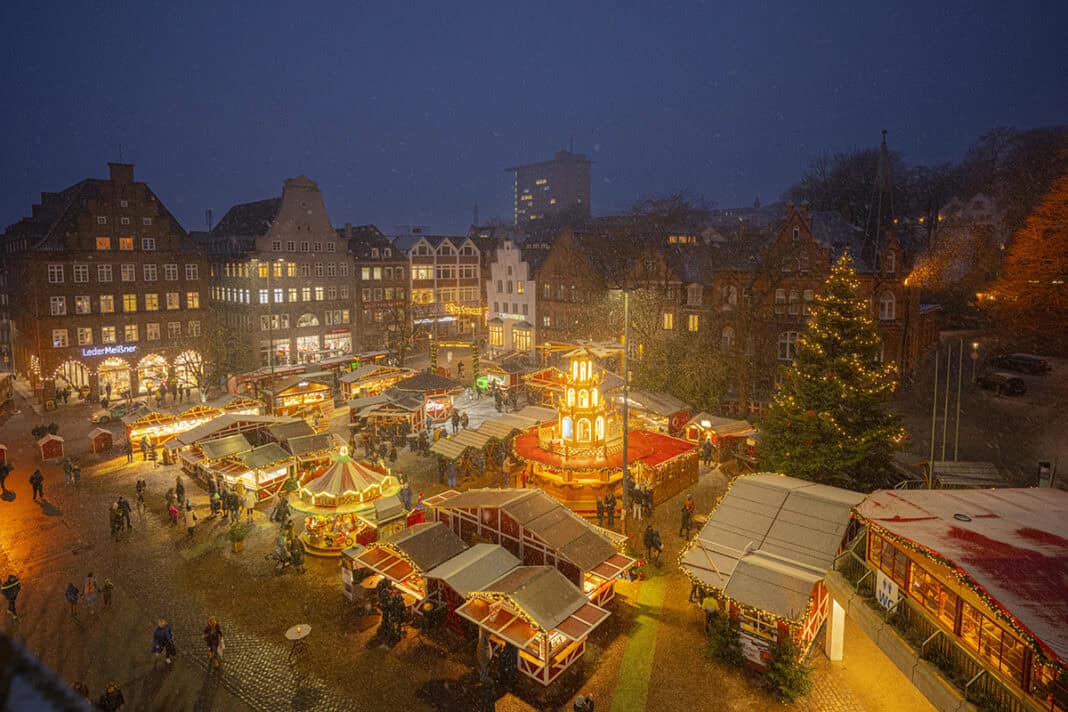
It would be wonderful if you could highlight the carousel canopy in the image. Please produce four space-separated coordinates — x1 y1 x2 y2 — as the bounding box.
268 420 315 443
241 442 292 470
301 452 388 498
199 433 253 461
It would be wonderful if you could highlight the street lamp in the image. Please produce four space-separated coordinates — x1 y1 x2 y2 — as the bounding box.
970 341 980 383
614 287 635 531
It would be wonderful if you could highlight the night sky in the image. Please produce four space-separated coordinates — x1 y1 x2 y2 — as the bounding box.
1 1 1065 235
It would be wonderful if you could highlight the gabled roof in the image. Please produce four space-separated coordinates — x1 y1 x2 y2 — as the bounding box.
387 521 469 572
388 372 462 394
621 389 690 417
211 197 281 238
199 434 253 461
426 543 521 597
268 420 315 442
474 566 588 632
681 474 865 621
241 442 292 470
856 488 1068 665
169 414 297 447
286 432 335 457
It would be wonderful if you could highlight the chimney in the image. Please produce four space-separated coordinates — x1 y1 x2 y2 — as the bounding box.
108 162 134 183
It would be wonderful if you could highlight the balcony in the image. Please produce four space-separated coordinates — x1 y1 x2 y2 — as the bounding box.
831 535 1041 712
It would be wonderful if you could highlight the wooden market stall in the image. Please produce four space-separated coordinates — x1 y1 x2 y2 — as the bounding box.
239 443 294 493
339 365 414 400
124 410 178 448
267 420 315 445
286 432 338 481
455 566 611 686
37 434 64 461
427 488 634 607
357 395 424 437
264 373 335 419
679 474 864 669
682 412 758 463
87 428 114 454
387 372 463 425
616 389 692 436
425 543 521 633
348 522 469 603
163 413 298 462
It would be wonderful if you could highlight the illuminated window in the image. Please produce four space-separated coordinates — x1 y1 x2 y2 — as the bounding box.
146 323 160 340
578 389 589 408
187 292 200 309
489 324 504 347
123 294 137 312
166 292 180 310
288 288 298 302
119 237 134 251
302 287 312 302
687 314 699 332
561 416 573 439
124 324 139 342
287 262 297 277
145 294 159 311
662 312 674 330
77 328 92 345
100 295 115 313
258 289 268 305
577 419 591 442
75 296 91 314
101 327 117 344
257 263 268 278
513 327 531 351
52 329 69 347
792 226 800 241
595 416 604 440
96 237 111 250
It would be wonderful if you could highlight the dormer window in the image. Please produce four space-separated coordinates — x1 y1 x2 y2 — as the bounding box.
885 251 896 274
792 226 800 241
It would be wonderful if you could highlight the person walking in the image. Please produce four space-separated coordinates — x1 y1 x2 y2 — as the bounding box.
186 504 197 540
118 496 133 532
30 469 44 501
460 411 469 430
605 491 616 528
679 502 692 539
64 460 73 486
83 573 99 616
2 573 20 620
174 476 185 507
124 439 133 463
701 438 713 467
643 525 655 564
243 488 257 523
595 497 605 529
65 582 80 617
96 682 125 711
203 616 224 668
152 618 176 664
450 410 460 435
0 463 9 493
102 578 114 608
651 527 663 567
135 478 147 513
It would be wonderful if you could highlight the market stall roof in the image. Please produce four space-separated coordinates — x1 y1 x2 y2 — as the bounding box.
684 412 757 438
88 427 112 439
199 433 253 461
514 405 556 422
268 420 315 443
465 566 600 635
426 544 521 597
286 432 335 457
926 460 1009 488
476 414 538 440
301 453 389 497
241 442 292 470
168 414 298 448
339 364 413 384
453 429 492 450
680 473 865 622
264 371 334 395
618 389 690 417
432 488 624 573
348 393 391 413
177 405 223 421
388 521 469 572
371 494 405 524
363 394 423 415
389 371 463 394
430 437 469 461
124 410 175 428
855 488 1068 666
204 394 264 412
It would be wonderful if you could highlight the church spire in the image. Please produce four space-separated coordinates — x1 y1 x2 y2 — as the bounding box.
865 129 897 264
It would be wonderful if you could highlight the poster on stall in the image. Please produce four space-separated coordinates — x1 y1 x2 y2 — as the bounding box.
740 633 770 665
876 569 900 609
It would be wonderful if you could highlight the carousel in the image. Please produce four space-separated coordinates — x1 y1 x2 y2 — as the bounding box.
289 446 401 556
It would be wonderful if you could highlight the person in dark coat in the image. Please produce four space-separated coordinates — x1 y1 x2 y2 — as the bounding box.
604 491 616 528
124 439 133 463
203 616 224 668
118 496 133 532
175 476 185 506
450 411 461 434
65 582 80 616
679 502 692 539
2 574 20 620
289 537 306 574
701 438 713 466
651 528 663 567
152 618 176 664
30 470 44 501
96 682 125 711
643 525 655 563
595 497 605 528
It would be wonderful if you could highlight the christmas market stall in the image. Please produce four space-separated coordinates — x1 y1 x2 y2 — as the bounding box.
429 488 634 607
679 473 864 670
238 443 294 493
290 447 399 556
87 427 114 454
339 365 414 400
387 372 463 426
840 488 1068 712
425 543 522 632
205 393 265 415
615 389 691 436
286 432 339 481
355 493 409 541
267 419 315 445
263 372 335 419
348 522 468 607
455 566 611 686
37 434 64 461
124 410 178 448
163 413 298 465
184 433 253 487
356 394 424 438
682 413 758 462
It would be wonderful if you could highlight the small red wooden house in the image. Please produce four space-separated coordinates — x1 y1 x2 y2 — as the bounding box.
88 428 114 454
37 434 64 461
0 443 7 466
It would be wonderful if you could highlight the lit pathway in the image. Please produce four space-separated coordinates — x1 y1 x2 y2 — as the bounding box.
608 572 669 712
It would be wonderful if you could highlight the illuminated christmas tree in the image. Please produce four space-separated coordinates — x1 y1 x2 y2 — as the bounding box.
759 252 903 491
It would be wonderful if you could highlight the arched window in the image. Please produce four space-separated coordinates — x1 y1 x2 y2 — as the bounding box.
720 326 735 352
577 419 591 442
297 313 319 328
878 292 896 321
595 416 605 440
561 416 573 439
578 389 589 408
566 388 575 407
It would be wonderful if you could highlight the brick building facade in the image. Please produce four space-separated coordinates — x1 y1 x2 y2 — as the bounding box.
339 224 409 353
1 163 210 402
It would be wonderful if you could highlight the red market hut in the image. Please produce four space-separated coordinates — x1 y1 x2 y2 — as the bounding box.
37 434 64 461
679 473 864 669
87 428 114 454
0 443 8 466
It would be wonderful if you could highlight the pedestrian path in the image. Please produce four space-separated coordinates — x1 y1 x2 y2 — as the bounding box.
608 572 669 712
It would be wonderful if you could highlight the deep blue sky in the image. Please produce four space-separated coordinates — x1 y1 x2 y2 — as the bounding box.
1 1 1065 235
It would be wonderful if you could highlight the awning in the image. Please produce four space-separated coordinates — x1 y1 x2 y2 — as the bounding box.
589 552 637 581
354 545 415 582
241 442 292 470
199 434 253 460
684 412 757 438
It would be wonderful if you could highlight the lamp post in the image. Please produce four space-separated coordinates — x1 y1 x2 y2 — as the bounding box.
619 288 633 533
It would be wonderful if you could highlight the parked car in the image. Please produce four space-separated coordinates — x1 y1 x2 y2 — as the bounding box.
976 371 1027 396
989 353 1051 375
90 400 148 424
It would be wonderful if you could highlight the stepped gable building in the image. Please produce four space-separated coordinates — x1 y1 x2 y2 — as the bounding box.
1 162 209 403
207 176 356 369
399 234 482 341
338 224 409 353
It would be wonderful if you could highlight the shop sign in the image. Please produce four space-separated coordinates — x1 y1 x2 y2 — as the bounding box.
81 344 137 358
495 312 526 321
444 303 485 317
876 569 900 609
